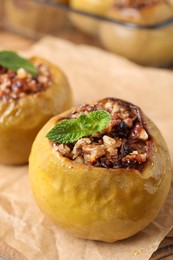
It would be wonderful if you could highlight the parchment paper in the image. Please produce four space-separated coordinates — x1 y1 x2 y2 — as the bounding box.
0 37 173 260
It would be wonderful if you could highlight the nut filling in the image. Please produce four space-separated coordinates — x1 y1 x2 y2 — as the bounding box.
115 0 169 10
0 63 52 101
54 98 152 170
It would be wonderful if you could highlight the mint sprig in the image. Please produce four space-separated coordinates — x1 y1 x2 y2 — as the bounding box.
46 110 111 144
0 51 38 77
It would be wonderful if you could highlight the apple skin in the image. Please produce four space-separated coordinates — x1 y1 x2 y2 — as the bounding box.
29 107 172 242
0 57 73 165
69 0 114 35
4 0 67 35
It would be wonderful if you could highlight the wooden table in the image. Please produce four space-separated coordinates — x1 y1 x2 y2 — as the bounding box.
0 30 34 50
0 29 173 260
0 26 102 51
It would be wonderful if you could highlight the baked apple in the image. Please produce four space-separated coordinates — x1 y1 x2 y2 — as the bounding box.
69 0 114 35
57 0 69 4
4 0 67 37
99 0 173 66
29 97 171 242
0 52 72 165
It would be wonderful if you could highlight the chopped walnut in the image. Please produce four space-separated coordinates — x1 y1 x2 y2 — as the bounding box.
105 147 118 159
103 135 122 149
82 145 105 164
74 156 84 164
17 68 28 79
72 138 91 159
138 129 148 141
55 144 71 157
130 123 149 141
103 135 116 148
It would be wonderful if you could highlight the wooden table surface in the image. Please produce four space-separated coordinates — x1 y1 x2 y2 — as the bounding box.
0 30 34 50
0 29 173 260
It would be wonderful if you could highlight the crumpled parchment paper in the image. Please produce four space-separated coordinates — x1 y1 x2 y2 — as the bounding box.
0 37 173 260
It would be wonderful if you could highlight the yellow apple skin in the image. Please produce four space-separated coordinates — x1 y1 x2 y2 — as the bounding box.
69 0 114 35
4 0 66 36
29 108 172 242
99 2 173 66
0 57 72 165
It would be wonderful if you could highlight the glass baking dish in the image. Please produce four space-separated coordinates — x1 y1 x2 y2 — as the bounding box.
2 0 173 67
0 0 4 27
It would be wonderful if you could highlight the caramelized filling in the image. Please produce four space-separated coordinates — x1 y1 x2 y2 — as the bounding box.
115 0 168 10
0 63 52 102
54 98 152 171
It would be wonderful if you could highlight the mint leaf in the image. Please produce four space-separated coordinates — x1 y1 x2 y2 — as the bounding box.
0 51 38 77
46 110 111 144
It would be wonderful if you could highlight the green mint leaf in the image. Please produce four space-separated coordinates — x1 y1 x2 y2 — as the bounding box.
0 51 38 77
46 110 111 144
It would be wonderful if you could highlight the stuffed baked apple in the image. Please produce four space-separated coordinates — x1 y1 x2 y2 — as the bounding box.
99 0 173 66
29 97 171 242
69 0 114 35
0 51 72 165
57 0 69 4
4 0 66 37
